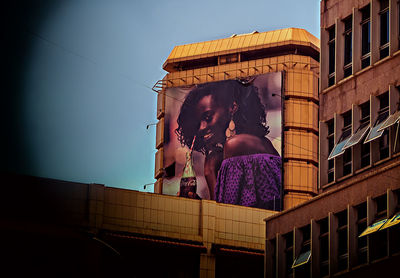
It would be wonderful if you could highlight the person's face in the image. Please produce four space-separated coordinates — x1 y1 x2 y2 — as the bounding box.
195 94 229 149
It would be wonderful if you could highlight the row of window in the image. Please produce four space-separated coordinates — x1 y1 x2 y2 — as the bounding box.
324 89 400 184
327 0 396 87
272 189 400 277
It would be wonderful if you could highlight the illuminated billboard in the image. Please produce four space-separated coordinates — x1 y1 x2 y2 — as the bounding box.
163 73 283 211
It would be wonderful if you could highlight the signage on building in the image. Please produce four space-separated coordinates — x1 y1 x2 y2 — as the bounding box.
162 73 283 211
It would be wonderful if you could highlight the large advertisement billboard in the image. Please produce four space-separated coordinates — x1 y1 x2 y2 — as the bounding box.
163 73 283 211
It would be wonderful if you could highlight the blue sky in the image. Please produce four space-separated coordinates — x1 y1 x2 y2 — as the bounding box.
3 0 320 192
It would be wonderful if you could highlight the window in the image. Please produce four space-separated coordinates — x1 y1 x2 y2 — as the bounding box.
370 195 388 261
361 5 371 68
343 16 352 78
336 210 348 272
292 226 311 277
328 26 336 86
327 120 335 183
328 112 352 160
364 93 389 148
219 53 238 65
380 0 390 59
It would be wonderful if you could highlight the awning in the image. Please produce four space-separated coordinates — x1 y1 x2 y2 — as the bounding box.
343 122 370 150
328 129 351 160
377 110 400 131
359 218 388 237
292 250 311 268
380 212 400 230
212 244 264 257
364 112 389 143
103 232 207 253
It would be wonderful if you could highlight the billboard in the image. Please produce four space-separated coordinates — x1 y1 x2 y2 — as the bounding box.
162 73 283 211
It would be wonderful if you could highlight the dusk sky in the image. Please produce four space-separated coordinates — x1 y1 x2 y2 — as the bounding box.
3 0 320 192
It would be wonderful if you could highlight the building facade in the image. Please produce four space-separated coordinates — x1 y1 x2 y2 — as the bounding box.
154 28 320 209
265 0 400 277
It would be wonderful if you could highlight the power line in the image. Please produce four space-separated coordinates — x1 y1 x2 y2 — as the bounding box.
24 27 154 91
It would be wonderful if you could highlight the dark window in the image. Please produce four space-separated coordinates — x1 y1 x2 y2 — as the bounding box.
343 16 353 77
327 119 335 183
378 92 389 160
343 149 352 176
361 5 371 68
360 102 371 167
370 194 388 261
219 53 238 65
380 0 390 59
328 26 336 86
294 226 311 277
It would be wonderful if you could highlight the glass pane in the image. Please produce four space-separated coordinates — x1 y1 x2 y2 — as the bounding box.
344 32 352 64
361 56 370 68
381 212 400 230
329 42 335 74
364 113 389 143
328 137 351 160
359 218 388 237
292 250 311 268
361 22 370 55
377 110 400 131
343 124 370 149
380 11 389 46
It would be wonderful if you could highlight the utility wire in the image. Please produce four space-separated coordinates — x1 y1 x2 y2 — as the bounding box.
24 27 154 91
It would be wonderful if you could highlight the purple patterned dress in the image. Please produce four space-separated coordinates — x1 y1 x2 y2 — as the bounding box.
214 153 281 210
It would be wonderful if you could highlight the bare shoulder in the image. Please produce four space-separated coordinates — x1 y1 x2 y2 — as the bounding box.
224 134 279 159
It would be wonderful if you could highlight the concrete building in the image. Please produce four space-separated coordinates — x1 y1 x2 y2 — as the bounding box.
265 0 400 277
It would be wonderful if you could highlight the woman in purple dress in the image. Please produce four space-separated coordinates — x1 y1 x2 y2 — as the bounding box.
175 79 281 210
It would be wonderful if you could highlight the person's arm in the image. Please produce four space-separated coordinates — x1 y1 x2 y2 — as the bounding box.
204 149 223 200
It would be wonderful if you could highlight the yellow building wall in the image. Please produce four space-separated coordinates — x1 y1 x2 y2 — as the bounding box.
88 184 276 278
154 54 319 210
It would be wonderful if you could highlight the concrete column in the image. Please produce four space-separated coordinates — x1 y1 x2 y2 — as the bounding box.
328 212 338 275
389 0 399 54
348 205 357 268
366 196 376 263
265 238 275 278
320 27 329 90
371 0 380 64
336 18 344 82
353 7 362 73
352 104 362 171
370 95 380 163
334 113 344 180
319 121 328 187
276 233 285 278
310 219 320 278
